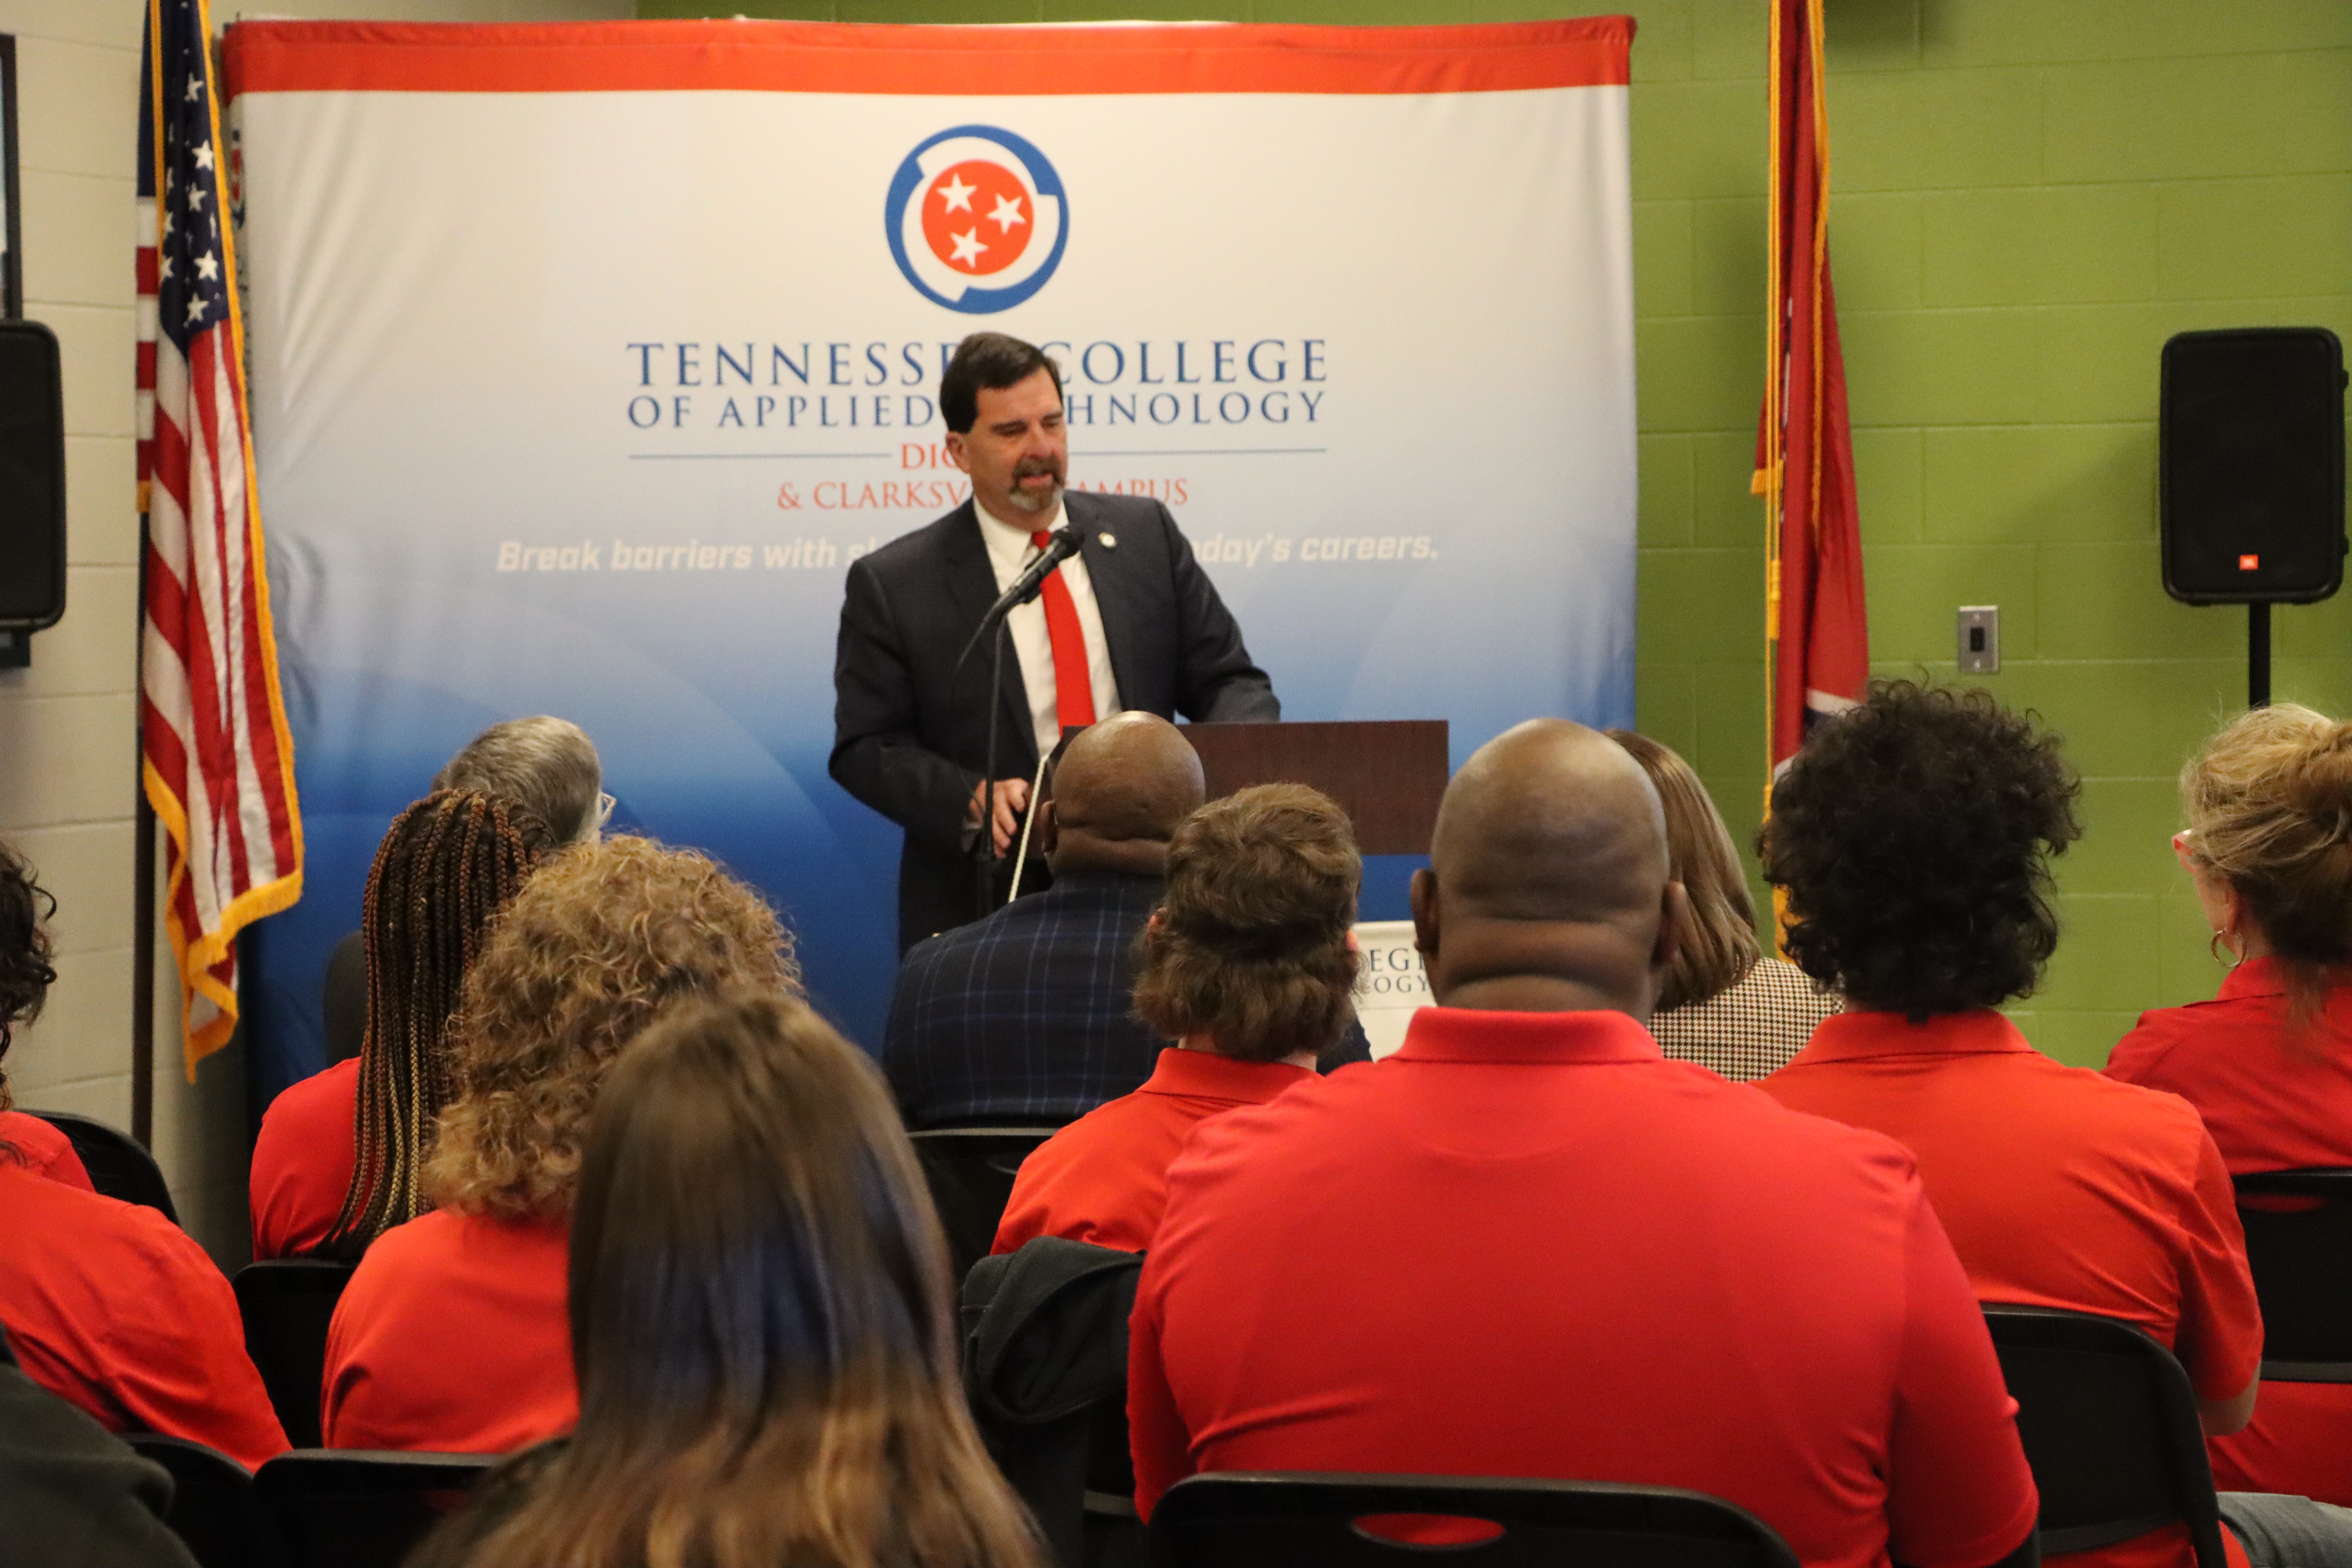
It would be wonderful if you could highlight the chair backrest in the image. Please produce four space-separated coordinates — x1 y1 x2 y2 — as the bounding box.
2232 1168 2352 1381
26 1109 178 1222
233 1260 358 1449
1980 1305 2229 1568
961 1237 1143 1568
125 1433 289 1568
254 1449 497 1568
1150 1473 1799 1568
908 1127 1060 1283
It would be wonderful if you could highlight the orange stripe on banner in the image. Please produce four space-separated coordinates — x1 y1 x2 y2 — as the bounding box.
222 17 1632 99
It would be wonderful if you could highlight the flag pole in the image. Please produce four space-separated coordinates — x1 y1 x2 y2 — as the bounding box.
1759 0 1789 946
131 0 164 1149
132 515 156 1149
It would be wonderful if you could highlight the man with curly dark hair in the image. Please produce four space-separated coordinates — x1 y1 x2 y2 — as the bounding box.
1130 719 2041 1568
1756 681 2352 1568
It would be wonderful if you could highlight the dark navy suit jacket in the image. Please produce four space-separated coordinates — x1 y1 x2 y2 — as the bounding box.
882 868 1370 1131
830 491 1278 953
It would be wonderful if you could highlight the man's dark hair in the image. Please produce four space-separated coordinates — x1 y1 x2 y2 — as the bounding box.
940 333 1062 435
1761 680 2081 1022
1133 784 1361 1061
0 839 57 1077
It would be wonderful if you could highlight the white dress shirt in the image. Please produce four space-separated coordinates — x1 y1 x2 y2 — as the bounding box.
975 499 1123 762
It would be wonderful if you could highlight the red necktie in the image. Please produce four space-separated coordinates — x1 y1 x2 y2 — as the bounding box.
1030 529 1097 732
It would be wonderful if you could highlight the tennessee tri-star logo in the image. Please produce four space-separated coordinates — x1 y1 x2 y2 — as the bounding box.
885 126 1069 314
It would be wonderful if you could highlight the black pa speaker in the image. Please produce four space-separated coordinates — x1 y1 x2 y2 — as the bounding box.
0 317 65 629
2161 327 2347 605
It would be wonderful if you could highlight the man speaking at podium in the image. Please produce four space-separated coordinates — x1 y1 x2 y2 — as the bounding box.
832 333 1280 954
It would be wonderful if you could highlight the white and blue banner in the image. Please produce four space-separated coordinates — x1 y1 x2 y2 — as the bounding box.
225 16 1637 1093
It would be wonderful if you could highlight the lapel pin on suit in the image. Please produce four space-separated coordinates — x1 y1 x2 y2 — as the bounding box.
1099 532 1117 549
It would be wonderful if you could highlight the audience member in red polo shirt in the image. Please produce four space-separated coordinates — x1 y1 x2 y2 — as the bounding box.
1 1109 92 1190
994 784 1357 1255
2108 703 2352 1507
249 1057 358 1258
323 836 802 1451
1757 681 2352 1568
250 792 534 1260
1131 719 2041 1568
0 838 285 1471
2 1163 288 1470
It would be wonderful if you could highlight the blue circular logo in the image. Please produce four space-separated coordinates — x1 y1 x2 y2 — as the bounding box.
886 126 1069 314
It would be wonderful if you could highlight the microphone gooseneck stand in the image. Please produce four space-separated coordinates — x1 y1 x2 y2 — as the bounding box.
955 522 1084 921
976 614 1010 919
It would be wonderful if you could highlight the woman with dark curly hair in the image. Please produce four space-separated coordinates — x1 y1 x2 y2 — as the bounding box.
0 839 287 1469
1757 681 2292 1568
412 992 1042 1568
2108 704 2352 1505
992 783 1360 1255
321 836 800 1454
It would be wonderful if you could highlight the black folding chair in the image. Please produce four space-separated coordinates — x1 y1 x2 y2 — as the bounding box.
234 1260 358 1449
2232 1168 2352 1381
25 1108 178 1222
908 1126 1060 1283
1149 1473 1799 1568
1981 1305 2230 1568
962 1237 1144 1568
125 1433 289 1568
255 1449 498 1568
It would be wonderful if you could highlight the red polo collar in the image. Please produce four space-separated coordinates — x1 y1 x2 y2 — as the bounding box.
1393 1005 1663 1066
1138 1046 1315 1103
2218 955 2288 1002
1785 1007 2032 1066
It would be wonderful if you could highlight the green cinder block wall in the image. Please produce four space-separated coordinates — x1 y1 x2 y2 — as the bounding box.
641 0 2352 1067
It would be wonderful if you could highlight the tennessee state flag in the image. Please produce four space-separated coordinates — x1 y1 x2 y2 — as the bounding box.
1756 0 1867 778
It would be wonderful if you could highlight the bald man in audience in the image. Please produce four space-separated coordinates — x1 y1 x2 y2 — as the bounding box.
886 714 1370 1130
1129 719 2042 1568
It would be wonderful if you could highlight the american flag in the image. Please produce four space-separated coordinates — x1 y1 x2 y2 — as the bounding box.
138 0 303 1072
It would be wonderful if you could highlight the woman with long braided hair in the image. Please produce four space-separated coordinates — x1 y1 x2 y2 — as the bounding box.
250 791 534 1260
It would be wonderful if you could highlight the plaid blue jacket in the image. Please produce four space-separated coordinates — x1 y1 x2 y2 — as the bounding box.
883 870 1170 1130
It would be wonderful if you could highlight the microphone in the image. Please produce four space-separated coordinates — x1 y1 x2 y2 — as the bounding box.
957 524 1083 669
997 524 1084 614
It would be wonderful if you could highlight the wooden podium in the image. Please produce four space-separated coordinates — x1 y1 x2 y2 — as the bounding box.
1178 720 1449 855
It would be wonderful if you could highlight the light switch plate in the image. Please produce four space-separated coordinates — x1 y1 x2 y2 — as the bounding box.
1958 606 1999 673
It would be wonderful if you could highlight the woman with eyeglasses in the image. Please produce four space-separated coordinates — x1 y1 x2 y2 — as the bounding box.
2108 704 2352 1506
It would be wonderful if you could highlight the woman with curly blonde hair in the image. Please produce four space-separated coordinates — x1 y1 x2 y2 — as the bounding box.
321 837 799 1453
